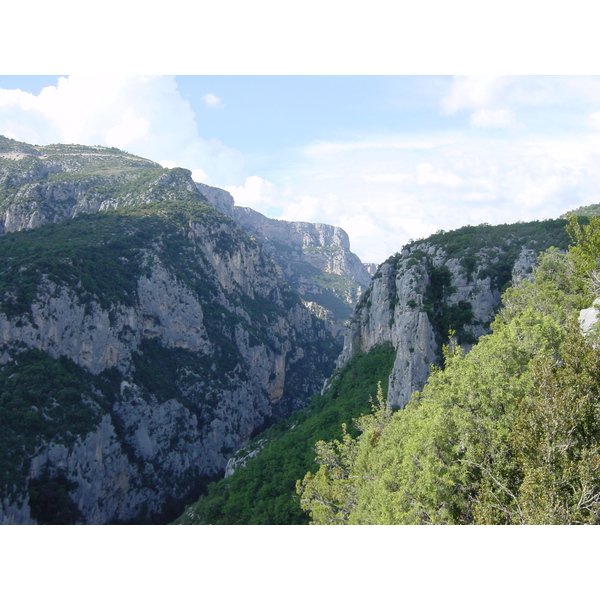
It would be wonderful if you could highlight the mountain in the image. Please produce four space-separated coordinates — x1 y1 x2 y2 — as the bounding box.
0 136 349 524
0 133 584 526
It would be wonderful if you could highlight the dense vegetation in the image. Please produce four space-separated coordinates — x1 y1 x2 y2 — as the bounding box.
297 216 600 524
0 197 241 317
406 219 571 264
563 203 600 218
382 219 572 293
175 343 396 524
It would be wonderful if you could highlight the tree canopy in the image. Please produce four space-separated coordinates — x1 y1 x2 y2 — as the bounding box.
297 221 600 524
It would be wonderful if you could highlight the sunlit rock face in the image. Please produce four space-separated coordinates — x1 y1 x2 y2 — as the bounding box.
339 238 543 408
196 181 372 318
0 137 339 524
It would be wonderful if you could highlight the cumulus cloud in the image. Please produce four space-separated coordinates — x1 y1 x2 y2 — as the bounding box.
225 176 291 218
202 93 223 108
0 75 245 185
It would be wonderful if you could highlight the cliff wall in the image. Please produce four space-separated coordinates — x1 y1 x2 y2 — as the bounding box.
197 182 371 325
338 222 570 407
0 137 339 524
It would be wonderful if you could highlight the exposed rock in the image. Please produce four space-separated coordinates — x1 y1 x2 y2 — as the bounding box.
231 205 371 322
0 136 340 524
339 232 564 408
580 299 600 334
364 263 380 276
224 438 268 478
195 181 372 333
195 182 235 219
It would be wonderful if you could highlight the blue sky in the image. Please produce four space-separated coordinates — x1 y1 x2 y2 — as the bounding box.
2 74 600 264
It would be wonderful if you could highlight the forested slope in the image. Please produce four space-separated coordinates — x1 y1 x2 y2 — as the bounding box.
298 216 600 524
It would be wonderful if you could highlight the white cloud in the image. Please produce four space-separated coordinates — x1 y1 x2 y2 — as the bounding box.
304 136 447 157
281 195 324 223
225 176 289 217
0 75 245 185
202 93 223 108
105 109 150 148
416 163 463 187
439 76 597 130
363 173 411 183
441 76 516 114
191 168 210 182
268 128 600 263
470 108 518 129
590 111 600 129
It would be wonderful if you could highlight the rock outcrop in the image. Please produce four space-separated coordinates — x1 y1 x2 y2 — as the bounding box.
338 223 570 407
196 182 371 325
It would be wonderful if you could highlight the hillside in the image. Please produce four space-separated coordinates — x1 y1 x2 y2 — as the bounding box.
298 216 600 524
0 134 371 332
0 137 342 524
340 219 571 406
175 343 396 524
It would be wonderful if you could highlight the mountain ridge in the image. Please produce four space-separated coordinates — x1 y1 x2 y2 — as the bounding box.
0 136 351 524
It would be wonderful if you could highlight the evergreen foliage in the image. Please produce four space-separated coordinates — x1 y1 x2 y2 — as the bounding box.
0 199 230 316
28 468 84 525
0 348 104 501
297 224 600 524
408 219 571 261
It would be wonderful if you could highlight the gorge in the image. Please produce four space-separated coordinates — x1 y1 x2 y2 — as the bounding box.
0 134 585 524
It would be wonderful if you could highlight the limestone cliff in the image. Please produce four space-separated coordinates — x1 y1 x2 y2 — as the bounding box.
196 182 371 325
338 221 571 407
0 137 339 524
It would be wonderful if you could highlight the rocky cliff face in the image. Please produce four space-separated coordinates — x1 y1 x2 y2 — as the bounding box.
196 182 371 326
338 221 571 408
0 137 339 524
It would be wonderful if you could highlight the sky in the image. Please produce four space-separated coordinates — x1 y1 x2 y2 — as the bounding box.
2 74 600 264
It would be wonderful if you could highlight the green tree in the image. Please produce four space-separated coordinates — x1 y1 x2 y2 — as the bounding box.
566 214 600 298
513 319 600 524
298 239 600 525
296 383 392 524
